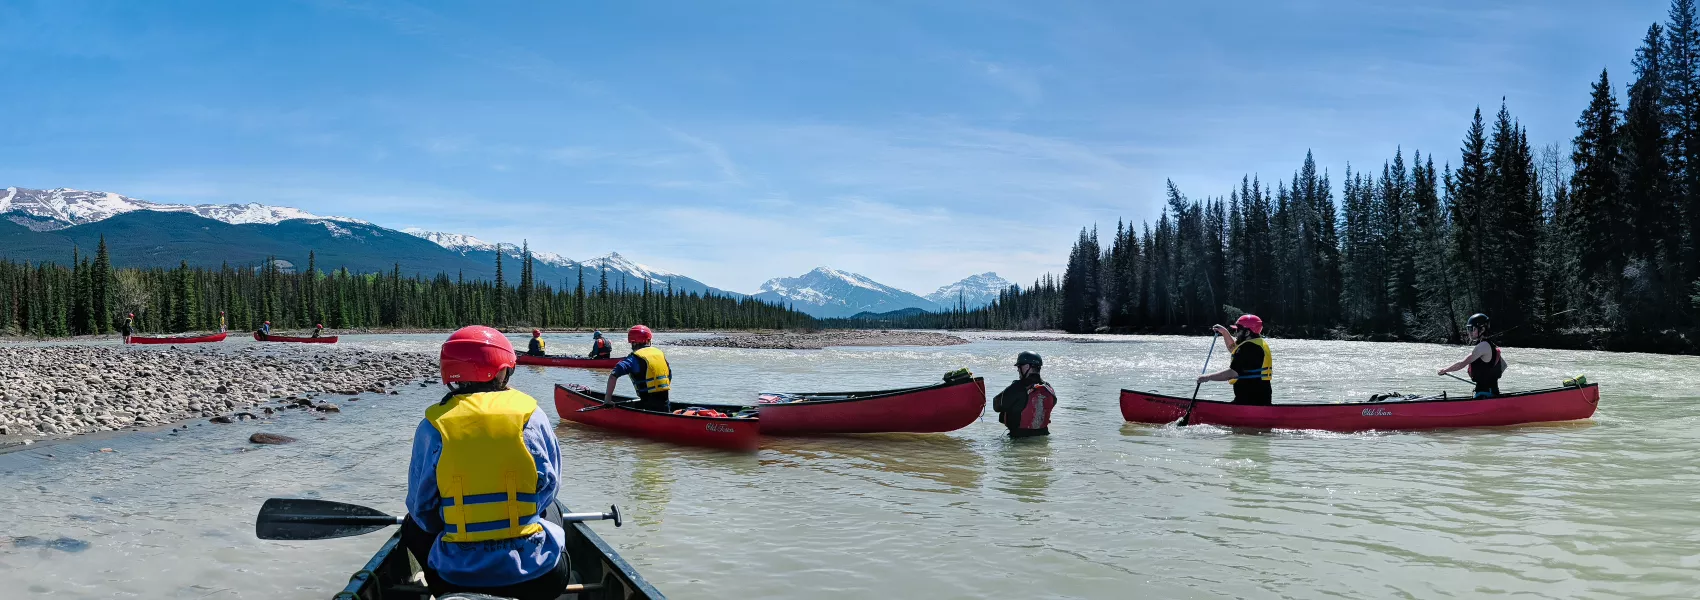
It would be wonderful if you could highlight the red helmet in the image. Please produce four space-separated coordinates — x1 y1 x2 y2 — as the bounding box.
628 325 653 345
128 313 134 318
264 321 271 325
316 324 324 329
440 325 517 385
532 328 542 337
1233 314 1264 335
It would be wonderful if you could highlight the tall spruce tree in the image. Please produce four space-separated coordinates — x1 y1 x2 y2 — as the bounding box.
1570 69 1626 320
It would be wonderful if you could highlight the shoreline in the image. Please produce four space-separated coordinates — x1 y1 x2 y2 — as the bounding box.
0 344 437 447
667 330 969 350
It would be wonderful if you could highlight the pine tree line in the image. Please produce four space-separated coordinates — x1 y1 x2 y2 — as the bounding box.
0 237 814 337
868 0 1700 349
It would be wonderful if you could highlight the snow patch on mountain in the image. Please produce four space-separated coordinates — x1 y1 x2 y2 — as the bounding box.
925 272 1015 309
0 187 364 231
582 252 678 282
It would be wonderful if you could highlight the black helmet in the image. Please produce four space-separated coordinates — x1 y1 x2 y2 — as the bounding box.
1467 313 1490 329
1015 351 1043 367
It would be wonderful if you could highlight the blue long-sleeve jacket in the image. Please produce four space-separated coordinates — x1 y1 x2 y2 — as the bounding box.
406 406 565 587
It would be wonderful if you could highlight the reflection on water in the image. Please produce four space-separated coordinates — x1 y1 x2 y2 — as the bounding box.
1 331 1698 598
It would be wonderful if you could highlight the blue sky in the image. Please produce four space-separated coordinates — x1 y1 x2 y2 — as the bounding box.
0 0 1670 293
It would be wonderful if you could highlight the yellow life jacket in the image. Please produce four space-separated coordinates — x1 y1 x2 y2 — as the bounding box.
532 337 546 352
632 346 671 394
424 389 545 543
1229 337 1273 384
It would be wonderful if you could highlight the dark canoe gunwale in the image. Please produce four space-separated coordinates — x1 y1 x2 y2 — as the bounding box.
1121 383 1599 409
758 377 982 406
333 501 664 600
559 385 751 417
518 354 624 369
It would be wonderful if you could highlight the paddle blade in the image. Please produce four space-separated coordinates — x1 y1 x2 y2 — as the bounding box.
256 498 403 541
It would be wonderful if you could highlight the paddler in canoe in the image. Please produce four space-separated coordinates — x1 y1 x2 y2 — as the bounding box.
311 323 324 338
527 328 547 356
404 325 569 600
589 330 613 359
992 351 1056 438
1437 313 1508 398
1194 314 1273 405
602 325 671 412
257 320 271 341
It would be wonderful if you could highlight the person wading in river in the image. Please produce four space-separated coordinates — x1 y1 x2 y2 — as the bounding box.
1438 313 1508 398
1196 314 1273 405
603 325 670 412
992 351 1056 438
403 325 567 600
527 329 547 356
588 330 612 359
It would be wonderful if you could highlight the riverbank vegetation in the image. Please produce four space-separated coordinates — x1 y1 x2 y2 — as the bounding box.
0 238 815 337
836 1 1700 354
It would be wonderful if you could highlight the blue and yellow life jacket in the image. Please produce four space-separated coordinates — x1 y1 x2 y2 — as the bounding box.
424 389 545 544
631 346 671 394
1230 337 1273 384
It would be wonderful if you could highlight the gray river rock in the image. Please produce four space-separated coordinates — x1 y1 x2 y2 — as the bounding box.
0 331 1695 598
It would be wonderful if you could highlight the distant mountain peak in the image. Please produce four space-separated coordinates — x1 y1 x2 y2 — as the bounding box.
0 186 364 232
755 267 936 318
926 272 1014 309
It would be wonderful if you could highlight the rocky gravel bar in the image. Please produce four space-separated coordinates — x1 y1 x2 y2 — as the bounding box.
667 330 968 350
0 344 437 441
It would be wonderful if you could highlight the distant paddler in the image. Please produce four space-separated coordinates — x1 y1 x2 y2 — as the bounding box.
311 323 324 339
589 330 613 359
1194 314 1273 405
992 351 1056 438
258 321 272 341
527 328 546 356
1438 313 1507 398
603 325 671 412
218 311 227 333
403 325 568 599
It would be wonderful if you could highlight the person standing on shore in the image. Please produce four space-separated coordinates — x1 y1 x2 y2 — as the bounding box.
588 331 612 359
603 325 670 412
122 313 134 343
993 351 1056 438
218 311 226 333
1438 313 1507 398
527 329 547 356
403 325 567 599
1195 315 1273 405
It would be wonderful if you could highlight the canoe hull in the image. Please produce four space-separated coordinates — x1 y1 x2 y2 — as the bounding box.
336 500 664 600
756 378 986 435
519 354 623 369
555 385 759 451
126 332 228 345
252 332 338 344
1119 384 1600 431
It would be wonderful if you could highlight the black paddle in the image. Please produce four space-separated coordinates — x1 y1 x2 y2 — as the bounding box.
256 498 621 541
1177 330 1221 426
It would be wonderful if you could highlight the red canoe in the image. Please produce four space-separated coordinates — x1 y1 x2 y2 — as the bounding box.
518 354 622 369
554 384 759 451
253 332 339 344
755 377 986 435
1119 384 1601 431
126 332 229 345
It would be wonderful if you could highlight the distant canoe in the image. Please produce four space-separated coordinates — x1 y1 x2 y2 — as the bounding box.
756 377 986 435
126 332 228 345
518 354 622 369
1119 384 1601 431
252 332 338 344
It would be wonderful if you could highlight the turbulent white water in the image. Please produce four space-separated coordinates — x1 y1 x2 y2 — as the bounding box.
0 332 1695 599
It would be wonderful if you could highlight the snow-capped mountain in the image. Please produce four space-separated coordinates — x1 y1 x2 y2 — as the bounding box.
753 267 939 318
581 252 676 284
925 272 1015 309
0 187 363 231
402 228 577 267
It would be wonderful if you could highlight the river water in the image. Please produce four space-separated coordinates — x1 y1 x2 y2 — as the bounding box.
0 332 1696 599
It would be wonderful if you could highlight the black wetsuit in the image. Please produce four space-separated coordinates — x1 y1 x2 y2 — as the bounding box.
1229 335 1273 406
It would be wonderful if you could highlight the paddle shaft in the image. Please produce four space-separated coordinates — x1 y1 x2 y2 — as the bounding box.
257 498 622 541
1178 331 1221 426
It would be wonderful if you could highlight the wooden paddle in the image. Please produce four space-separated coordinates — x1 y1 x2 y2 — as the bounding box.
1177 330 1221 426
256 498 620 541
